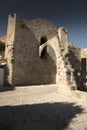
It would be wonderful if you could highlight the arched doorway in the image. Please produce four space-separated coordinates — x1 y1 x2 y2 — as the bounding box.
40 36 48 58
39 44 57 84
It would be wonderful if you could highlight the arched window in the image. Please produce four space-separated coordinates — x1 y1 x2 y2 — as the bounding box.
40 36 48 58
40 36 47 45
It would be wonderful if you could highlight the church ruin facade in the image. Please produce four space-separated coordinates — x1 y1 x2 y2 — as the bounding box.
3 14 87 90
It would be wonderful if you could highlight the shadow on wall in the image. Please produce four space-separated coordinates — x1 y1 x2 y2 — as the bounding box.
0 102 83 130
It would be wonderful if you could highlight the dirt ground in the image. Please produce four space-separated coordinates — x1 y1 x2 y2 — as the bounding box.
0 85 87 130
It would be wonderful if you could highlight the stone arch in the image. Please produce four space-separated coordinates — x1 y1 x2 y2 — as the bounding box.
39 36 48 58
40 44 57 84
39 39 60 84
39 39 59 59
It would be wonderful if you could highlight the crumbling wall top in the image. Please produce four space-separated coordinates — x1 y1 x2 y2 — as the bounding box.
23 18 57 41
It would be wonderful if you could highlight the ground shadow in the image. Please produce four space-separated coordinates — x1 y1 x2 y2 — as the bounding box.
0 102 83 130
0 86 15 92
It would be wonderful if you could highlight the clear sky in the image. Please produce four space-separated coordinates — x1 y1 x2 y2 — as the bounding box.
0 0 87 48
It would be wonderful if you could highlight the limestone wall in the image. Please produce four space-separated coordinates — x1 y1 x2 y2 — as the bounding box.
11 16 58 86
5 14 83 89
58 27 68 44
68 44 81 70
68 44 81 88
24 18 57 42
5 14 16 85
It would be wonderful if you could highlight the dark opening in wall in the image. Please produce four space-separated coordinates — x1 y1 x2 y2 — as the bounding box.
81 58 86 85
40 36 48 58
0 41 5 51
21 23 26 29
40 36 47 45
11 14 14 17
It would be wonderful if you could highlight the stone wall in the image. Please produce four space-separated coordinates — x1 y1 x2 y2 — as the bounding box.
5 14 85 90
5 14 16 85
10 16 58 86
68 44 81 88
58 27 68 45
24 18 57 42
68 44 81 70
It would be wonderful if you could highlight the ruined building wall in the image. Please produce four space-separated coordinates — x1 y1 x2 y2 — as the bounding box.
6 15 59 86
5 14 84 90
56 28 77 90
58 27 68 48
5 14 16 85
68 44 81 70
81 48 87 58
68 44 81 88
24 18 57 41
57 28 69 86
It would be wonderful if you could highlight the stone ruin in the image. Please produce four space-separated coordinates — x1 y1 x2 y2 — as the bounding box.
2 14 87 90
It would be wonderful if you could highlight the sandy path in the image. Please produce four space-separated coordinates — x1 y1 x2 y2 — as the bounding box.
0 85 87 130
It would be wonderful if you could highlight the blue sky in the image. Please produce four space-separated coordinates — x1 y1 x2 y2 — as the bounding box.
0 0 87 48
